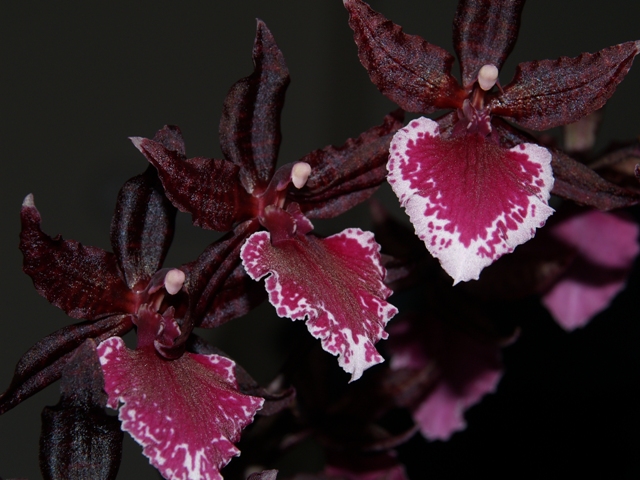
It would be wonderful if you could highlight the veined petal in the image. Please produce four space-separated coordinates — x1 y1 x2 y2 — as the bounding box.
97 337 263 480
542 210 640 330
387 117 554 283
240 229 397 381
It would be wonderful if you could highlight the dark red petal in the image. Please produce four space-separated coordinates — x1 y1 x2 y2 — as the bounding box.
39 339 123 480
344 0 465 113
453 0 524 88
132 137 254 231
20 195 136 319
110 166 176 291
0 315 133 415
219 20 290 195
241 229 397 381
490 40 640 130
186 219 260 328
98 337 263 480
551 149 640 210
291 110 404 219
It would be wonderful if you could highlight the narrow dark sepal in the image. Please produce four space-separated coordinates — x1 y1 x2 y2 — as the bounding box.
291 110 404 219
20 196 134 319
491 40 640 130
219 19 290 195
39 340 123 480
152 124 186 156
551 149 640 210
344 0 465 112
110 166 176 291
453 0 525 87
198 262 267 329
185 219 260 328
132 137 253 231
0 315 133 415
247 471 278 480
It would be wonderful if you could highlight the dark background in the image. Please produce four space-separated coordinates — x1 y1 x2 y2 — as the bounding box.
1 1 639 478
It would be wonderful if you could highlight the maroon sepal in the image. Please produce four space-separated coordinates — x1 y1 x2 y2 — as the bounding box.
20 196 135 319
131 136 254 231
110 165 176 292
490 41 640 130
453 0 525 87
247 470 278 480
219 20 290 195
185 219 261 330
590 141 640 191
39 339 122 480
291 110 404 219
344 0 465 113
551 149 640 210
187 335 296 416
198 262 267 329
0 315 133 415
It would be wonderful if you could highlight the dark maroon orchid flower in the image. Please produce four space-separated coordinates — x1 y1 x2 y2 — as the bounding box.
344 0 640 283
4 130 265 479
134 20 403 381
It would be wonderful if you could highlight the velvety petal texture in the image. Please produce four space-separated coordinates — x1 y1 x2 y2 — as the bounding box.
387 117 554 283
20 194 136 319
388 316 502 441
542 210 640 330
344 0 464 113
240 228 397 381
98 337 263 480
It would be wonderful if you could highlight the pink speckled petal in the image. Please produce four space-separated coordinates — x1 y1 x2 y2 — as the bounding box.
97 337 263 480
542 210 640 330
240 228 397 381
388 316 502 441
387 117 554 283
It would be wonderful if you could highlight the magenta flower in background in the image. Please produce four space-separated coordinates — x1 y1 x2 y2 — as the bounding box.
134 21 402 381
387 313 503 441
344 0 640 283
541 209 640 330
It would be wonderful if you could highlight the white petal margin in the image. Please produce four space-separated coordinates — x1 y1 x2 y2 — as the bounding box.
240 229 398 381
97 337 264 480
387 117 554 284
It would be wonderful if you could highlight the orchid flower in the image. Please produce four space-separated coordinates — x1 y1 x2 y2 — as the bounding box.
344 0 640 283
3 135 265 480
134 21 403 381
